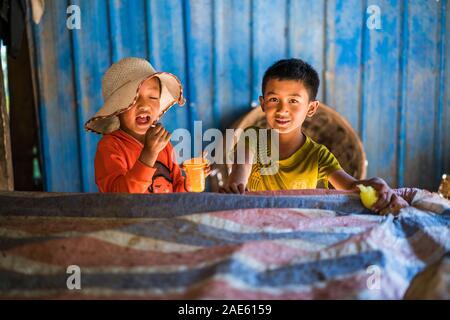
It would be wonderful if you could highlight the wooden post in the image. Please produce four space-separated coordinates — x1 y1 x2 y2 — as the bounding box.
0 57 14 191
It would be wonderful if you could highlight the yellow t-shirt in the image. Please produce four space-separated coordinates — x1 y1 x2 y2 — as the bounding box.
238 126 342 191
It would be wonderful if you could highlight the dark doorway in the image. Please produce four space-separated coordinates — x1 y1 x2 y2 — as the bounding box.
7 29 43 191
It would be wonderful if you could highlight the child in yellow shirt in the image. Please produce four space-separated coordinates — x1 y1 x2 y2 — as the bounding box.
220 58 408 215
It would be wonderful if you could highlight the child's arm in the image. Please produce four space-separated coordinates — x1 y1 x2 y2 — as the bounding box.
95 140 157 193
140 124 191 193
220 163 253 194
328 169 409 214
219 142 254 194
139 123 171 168
95 124 170 193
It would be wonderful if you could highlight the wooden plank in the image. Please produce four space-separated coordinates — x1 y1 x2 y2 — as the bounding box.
439 0 449 183
32 0 82 191
70 0 110 192
213 0 252 129
403 0 440 189
183 0 214 156
325 0 364 133
8 27 42 190
361 0 402 186
251 0 288 101
107 0 147 61
147 0 190 132
0 55 13 191
444 0 450 178
288 0 326 101
397 0 408 188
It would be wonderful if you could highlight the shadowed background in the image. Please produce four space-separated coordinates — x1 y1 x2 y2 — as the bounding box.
27 0 449 192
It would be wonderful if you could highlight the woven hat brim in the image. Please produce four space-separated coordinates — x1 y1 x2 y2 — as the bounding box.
85 72 184 134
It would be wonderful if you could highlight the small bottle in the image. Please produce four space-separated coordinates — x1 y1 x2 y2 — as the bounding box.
438 174 449 199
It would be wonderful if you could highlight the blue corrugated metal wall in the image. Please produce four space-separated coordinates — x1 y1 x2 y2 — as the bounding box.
31 0 449 192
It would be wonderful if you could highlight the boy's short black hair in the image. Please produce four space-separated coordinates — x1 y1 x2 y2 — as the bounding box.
261 58 320 101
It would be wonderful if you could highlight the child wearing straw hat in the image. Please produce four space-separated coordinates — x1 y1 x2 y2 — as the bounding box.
85 57 195 193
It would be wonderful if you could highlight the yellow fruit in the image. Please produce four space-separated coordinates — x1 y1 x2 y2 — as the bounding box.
357 184 378 209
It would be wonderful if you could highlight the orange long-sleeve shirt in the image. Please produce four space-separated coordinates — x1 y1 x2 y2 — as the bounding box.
95 129 187 193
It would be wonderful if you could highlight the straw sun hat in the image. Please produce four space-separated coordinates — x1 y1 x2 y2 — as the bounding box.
85 57 185 134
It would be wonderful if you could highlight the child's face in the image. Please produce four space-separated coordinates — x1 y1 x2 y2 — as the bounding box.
119 77 161 138
259 79 319 134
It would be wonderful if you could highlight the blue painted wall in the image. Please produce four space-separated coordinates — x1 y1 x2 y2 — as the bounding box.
31 0 449 192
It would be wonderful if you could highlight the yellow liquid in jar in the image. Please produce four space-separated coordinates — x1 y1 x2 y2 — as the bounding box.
183 158 207 192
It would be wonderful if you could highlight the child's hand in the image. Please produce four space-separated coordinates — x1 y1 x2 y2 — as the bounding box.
219 170 247 194
359 177 409 215
144 123 171 152
139 123 171 167
219 163 252 194
219 182 247 194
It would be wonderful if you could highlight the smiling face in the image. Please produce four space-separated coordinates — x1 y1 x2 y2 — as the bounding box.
259 79 319 135
118 77 161 141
